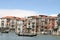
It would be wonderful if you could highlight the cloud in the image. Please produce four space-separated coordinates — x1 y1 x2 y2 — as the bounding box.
0 9 39 18
0 9 58 18
49 13 58 16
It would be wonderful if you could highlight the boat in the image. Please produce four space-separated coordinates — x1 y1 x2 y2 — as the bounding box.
18 34 37 37
41 31 49 35
1 30 9 33
17 33 37 37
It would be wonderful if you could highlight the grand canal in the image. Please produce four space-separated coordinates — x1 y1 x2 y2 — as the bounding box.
0 32 60 40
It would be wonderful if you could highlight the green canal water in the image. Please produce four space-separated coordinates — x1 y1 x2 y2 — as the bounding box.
0 32 60 40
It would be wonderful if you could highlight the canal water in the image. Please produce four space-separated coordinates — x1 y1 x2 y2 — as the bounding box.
0 32 60 40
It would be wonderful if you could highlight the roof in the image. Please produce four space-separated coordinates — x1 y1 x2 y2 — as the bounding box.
28 16 39 19
48 16 57 19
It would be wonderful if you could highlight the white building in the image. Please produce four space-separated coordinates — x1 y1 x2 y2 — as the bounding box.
27 16 37 34
0 18 7 28
16 19 24 34
0 18 10 32
9 19 17 31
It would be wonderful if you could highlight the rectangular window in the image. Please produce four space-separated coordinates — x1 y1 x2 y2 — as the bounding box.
1 21 4 27
28 23 30 25
32 22 35 28
1 23 4 27
11 25 14 28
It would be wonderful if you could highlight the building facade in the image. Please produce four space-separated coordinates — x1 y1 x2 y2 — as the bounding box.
26 16 37 34
0 15 58 35
16 18 24 34
0 18 10 32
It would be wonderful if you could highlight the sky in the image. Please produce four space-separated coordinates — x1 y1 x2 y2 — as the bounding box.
0 0 60 17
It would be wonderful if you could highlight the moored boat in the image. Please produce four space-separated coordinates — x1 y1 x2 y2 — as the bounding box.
17 33 37 37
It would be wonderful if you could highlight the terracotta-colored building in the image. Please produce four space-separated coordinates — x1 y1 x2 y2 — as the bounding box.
48 16 57 34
